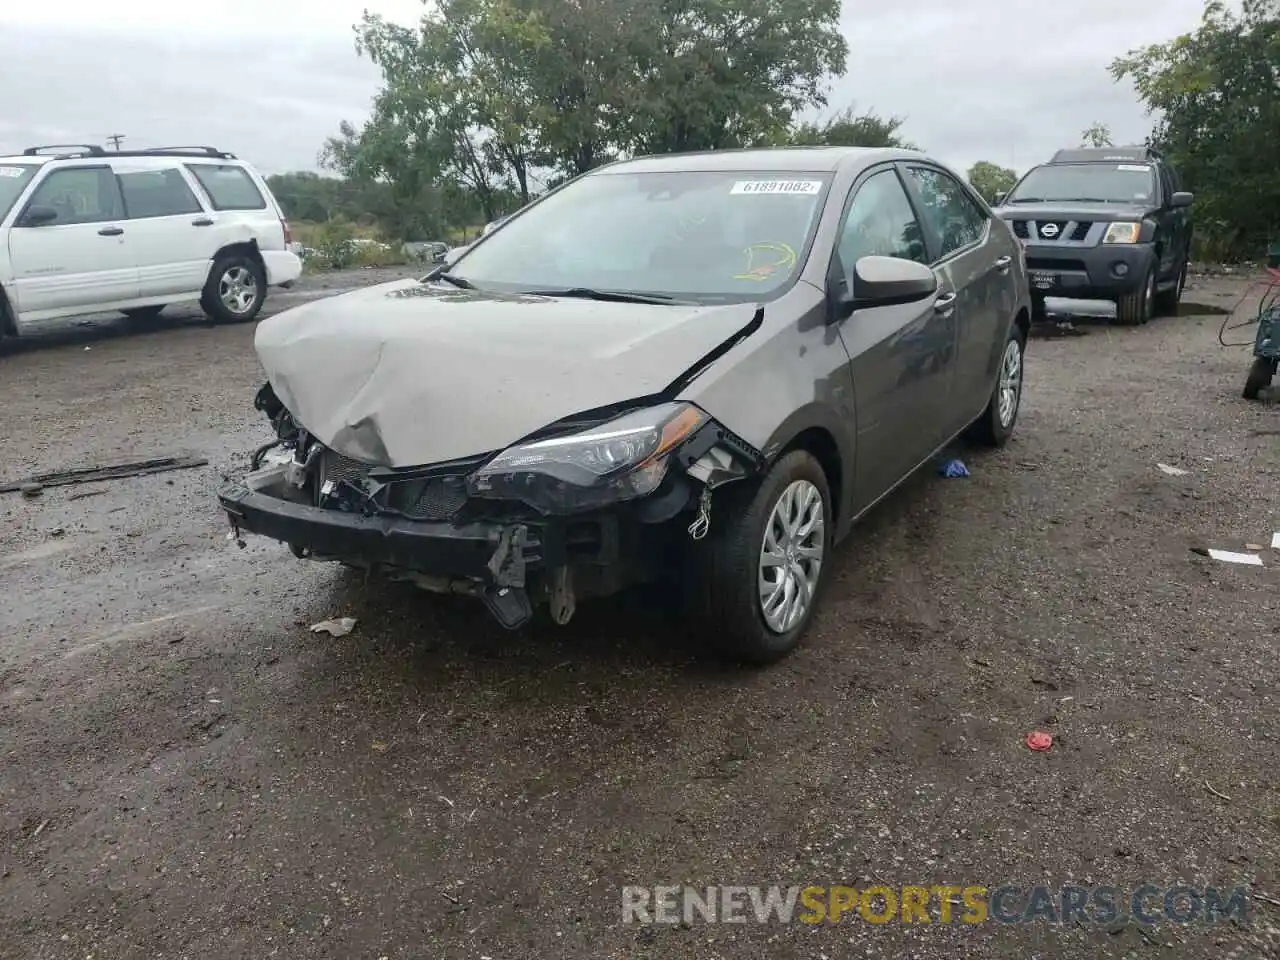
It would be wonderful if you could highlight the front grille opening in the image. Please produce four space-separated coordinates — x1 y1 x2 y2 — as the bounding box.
1011 220 1029 239
1070 222 1092 241
1026 257 1087 272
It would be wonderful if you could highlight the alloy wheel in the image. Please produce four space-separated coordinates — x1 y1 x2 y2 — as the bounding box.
758 479 825 634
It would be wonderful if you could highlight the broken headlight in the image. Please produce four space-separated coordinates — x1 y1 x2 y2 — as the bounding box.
467 402 708 514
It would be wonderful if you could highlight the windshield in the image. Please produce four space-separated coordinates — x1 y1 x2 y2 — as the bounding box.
0 164 40 221
1007 162 1157 205
449 170 832 302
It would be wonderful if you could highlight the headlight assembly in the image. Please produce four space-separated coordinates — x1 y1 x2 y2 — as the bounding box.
467 402 708 514
1102 222 1142 244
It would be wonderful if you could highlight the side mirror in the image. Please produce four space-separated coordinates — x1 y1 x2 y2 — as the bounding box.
993 190 1007 205
831 256 938 320
1170 191 1193 209
18 205 58 227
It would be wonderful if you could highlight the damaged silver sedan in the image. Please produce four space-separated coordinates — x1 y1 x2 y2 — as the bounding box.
219 147 1032 663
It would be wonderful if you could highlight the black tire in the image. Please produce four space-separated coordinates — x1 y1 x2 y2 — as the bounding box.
1243 356 1276 400
686 450 833 665
1153 260 1187 316
201 252 266 324
121 305 166 321
1031 295 1048 324
966 322 1027 447
1115 268 1155 325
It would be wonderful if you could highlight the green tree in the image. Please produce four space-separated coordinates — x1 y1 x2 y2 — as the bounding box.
1112 0 1280 260
788 105 915 148
966 161 1017 203
1079 122 1113 148
328 0 850 204
622 0 849 155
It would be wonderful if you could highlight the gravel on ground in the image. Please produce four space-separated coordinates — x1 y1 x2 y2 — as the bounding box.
1 269 1278 959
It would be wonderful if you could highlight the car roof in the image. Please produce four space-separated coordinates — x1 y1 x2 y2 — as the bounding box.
595 146 928 175
1048 146 1159 164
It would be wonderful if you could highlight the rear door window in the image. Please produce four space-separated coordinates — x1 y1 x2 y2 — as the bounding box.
185 163 267 211
118 168 203 218
21 166 123 225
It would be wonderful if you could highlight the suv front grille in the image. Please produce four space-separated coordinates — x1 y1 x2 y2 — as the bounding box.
1011 219 1093 242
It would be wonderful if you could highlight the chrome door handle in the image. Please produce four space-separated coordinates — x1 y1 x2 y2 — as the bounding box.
994 255 1012 272
934 292 957 313
98 226 123 237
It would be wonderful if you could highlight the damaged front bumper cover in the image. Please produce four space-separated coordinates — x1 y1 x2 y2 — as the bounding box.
218 395 768 630
218 474 549 628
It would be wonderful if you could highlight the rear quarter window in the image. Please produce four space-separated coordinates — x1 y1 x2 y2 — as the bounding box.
185 163 267 211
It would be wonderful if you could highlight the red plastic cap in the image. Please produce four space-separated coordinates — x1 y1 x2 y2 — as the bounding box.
1025 731 1054 751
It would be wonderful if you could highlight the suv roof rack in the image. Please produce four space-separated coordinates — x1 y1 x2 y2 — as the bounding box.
19 144 239 162
23 144 107 157
132 146 237 160
1050 145 1161 164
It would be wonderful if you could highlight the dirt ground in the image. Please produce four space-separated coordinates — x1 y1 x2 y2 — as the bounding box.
1 269 1278 960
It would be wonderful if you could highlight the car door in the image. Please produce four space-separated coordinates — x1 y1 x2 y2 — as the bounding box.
6 164 137 318
902 164 1010 435
831 166 956 511
113 161 215 299
1160 164 1191 274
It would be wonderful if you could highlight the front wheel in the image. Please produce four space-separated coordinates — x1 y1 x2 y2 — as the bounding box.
1115 268 1155 325
687 450 833 665
201 253 266 324
966 323 1026 447
1153 260 1187 316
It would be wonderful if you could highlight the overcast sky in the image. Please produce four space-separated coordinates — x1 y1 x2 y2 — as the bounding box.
1 0 1213 180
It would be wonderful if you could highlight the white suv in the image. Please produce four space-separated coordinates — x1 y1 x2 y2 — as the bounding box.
0 144 303 339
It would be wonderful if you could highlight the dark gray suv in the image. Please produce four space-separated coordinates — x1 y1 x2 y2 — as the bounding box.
219 147 1032 664
993 146 1193 324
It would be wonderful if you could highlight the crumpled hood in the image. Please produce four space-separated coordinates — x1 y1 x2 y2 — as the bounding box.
254 279 757 467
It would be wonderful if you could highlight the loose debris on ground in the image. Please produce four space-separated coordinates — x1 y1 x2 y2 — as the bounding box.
0 268 1277 959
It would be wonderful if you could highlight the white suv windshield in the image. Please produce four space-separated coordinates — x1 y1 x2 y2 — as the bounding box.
0 164 40 221
1008 163 1157 205
451 170 832 302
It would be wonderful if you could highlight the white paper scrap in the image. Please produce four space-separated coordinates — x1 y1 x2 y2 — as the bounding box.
1156 463 1189 476
1271 531 1280 550
310 616 357 637
1206 550 1263 566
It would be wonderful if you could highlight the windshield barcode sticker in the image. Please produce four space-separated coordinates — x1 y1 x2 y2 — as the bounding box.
1116 164 1151 172
730 180 822 195
0 166 25 178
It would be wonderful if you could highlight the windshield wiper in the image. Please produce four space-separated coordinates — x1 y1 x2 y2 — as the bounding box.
521 287 679 305
431 272 475 290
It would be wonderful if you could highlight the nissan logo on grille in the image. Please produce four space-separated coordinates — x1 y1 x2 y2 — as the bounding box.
1039 222 1060 238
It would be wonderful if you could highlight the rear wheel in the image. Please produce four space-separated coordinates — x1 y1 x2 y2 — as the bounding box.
201 252 266 324
1243 356 1276 400
967 322 1026 447
686 450 832 665
1115 268 1155 325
